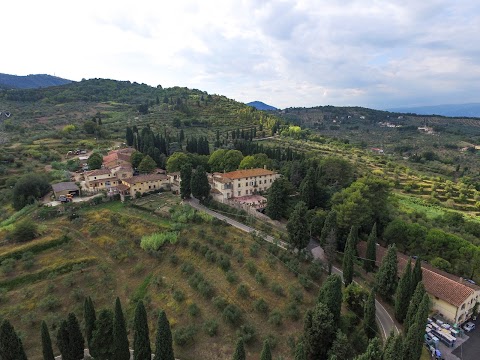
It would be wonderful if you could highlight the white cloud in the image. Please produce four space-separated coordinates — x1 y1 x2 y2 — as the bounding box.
2 0 480 108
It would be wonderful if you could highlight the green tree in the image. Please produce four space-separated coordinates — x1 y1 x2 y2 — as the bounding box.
300 167 318 209
208 149 243 172
10 219 38 243
260 339 272 360
166 152 191 173
382 333 403 360
317 274 343 324
355 337 381 360
364 289 378 339
375 244 398 301
57 314 84 360
232 338 245 360
133 301 151 360
266 178 291 220
294 341 307 360
113 297 130 360
303 302 335 360
131 151 145 169
411 258 422 299
324 228 337 274
394 259 412 323
90 309 114 360
239 153 271 169
404 282 425 334
138 155 157 174
191 166 210 203
126 127 134 146
364 223 377 272
320 210 336 246
342 226 356 286
180 164 192 200
343 283 368 317
87 152 103 170
0 320 27 360
12 173 50 210
84 296 96 349
41 320 55 360
154 310 174 360
328 330 352 360
403 294 430 360
287 201 310 250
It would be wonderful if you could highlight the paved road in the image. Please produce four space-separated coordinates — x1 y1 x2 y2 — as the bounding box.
186 199 399 340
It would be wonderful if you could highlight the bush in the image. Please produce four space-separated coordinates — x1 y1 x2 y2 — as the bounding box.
140 231 178 251
236 324 256 344
173 325 197 346
255 271 267 285
10 220 38 243
225 270 238 284
39 295 61 311
213 296 228 311
299 275 312 291
188 303 200 317
307 260 323 279
249 243 260 257
285 302 300 321
288 285 303 303
180 262 195 275
268 309 283 326
237 284 250 298
270 282 284 297
1 258 15 275
173 290 185 302
246 261 257 275
217 255 231 272
169 254 179 265
203 319 218 337
253 298 269 315
222 304 242 325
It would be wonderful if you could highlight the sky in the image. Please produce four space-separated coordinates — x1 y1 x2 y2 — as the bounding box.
2 0 480 109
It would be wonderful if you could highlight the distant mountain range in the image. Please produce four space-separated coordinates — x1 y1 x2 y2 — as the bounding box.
388 103 480 118
0 73 72 89
247 101 277 111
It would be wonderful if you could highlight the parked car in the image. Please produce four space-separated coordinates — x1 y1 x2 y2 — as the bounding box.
463 322 475 332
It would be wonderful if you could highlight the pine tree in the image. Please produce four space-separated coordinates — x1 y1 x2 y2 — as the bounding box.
355 337 381 360
67 313 84 360
342 226 356 286
317 274 343 324
403 293 430 360
382 333 404 360
180 164 192 200
41 320 55 360
294 342 307 360
320 210 336 246
84 296 96 349
232 338 245 360
134 301 151 360
303 302 335 360
394 259 412 322
90 309 114 360
0 320 28 360
411 258 422 298
154 310 174 360
113 298 130 360
328 330 352 360
260 339 272 360
364 223 377 272
404 282 425 332
364 289 378 339
286 201 310 250
375 244 398 301
190 166 210 203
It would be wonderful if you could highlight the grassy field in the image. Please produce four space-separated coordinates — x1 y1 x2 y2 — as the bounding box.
0 193 325 360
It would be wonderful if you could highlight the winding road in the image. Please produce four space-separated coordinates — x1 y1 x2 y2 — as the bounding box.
186 199 400 340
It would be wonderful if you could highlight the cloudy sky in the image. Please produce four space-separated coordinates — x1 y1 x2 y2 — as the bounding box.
2 0 479 109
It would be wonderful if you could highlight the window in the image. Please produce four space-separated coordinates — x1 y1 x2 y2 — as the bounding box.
238 191 241 196
149 186 151 189
245 183 248 187
270 179 272 183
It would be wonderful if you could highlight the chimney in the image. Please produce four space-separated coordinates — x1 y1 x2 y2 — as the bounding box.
264 165 267 169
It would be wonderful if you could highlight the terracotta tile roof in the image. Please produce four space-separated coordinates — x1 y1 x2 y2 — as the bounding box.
86 169 111 177
88 177 118 185
212 173 232 184
116 184 130 191
357 242 478 307
123 173 168 184
211 188 222 194
221 168 277 180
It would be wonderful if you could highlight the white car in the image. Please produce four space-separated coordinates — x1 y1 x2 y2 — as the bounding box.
463 322 475 332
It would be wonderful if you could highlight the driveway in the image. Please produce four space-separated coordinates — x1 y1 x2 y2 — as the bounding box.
452 319 480 360
186 199 399 340
44 193 103 207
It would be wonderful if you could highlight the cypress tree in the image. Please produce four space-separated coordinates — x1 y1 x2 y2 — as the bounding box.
232 338 245 360
394 259 412 323
294 342 307 360
134 301 151 360
265 179 287 220
126 127 134 146
286 201 310 250
299 167 317 209
411 258 422 298
375 244 398 301
364 223 377 272
303 302 335 360
41 320 55 360
67 313 84 360
404 282 425 332
325 228 337 275
113 297 130 360
154 310 174 360
328 330 352 360
90 309 114 360
190 166 210 203
403 293 430 360
320 210 336 246
0 320 28 360
342 226 356 286
260 339 272 360
355 337 381 360
317 274 343 324
383 334 404 360
364 289 378 339
180 164 192 200
57 320 69 360
84 296 96 349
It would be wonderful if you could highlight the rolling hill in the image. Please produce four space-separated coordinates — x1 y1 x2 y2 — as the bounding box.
388 103 480 118
0 73 72 89
247 101 277 111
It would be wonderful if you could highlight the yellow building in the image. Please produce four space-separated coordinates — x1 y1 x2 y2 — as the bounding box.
84 169 118 191
119 173 170 198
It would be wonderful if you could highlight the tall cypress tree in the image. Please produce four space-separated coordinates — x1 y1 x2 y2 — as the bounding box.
126 127 134 146
364 223 377 272
403 293 430 360
286 201 310 250
57 320 69 360
113 297 130 360
355 337 381 360
134 301 151 360
364 289 378 339
41 320 55 360
411 258 422 298
190 166 210 203
0 320 28 360
260 339 272 360
320 210 336 246
232 338 245 360
299 167 317 209
294 342 307 360
383 333 404 360
180 164 192 200
303 302 335 360
317 274 343 324
67 313 84 360
328 330 352 360
342 226 356 286
404 282 425 332
375 244 398 301
154 310 174 360
394 259 412 323
84 296 96 349
90 309 114 360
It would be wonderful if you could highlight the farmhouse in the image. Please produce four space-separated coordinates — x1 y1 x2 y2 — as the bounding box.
118 173 170 198
84 169 119 191
102 148 136 169
358 242 480 325
51 182 80 199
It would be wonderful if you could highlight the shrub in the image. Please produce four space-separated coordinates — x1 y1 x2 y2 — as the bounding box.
307 260 323 279
188 303 200 317
222 304 242 325
169 254 179 265
233 250 244 263
285 302 300 321
21 252 35 270
266 254 277 268
268 309 283 326
10 220 38 243
236 324 256 344
246 261 257 275
140 231 178 251
203 319 218 337
213 297 228 310
217 255 231 272
1 258 15 275
180 262 195 275
225 270 238 284
237 284 250 298
255 271 267 285
39 295 61 311
0 288 8 303
190 241 200 252
197 281 214 298
205 250 217 263
173 290 185 302
270 282 284 297
288 285 303 303
249 243 260 257
253 298 269 315
299 275 312 290
173 325 197 346
222 243 233 255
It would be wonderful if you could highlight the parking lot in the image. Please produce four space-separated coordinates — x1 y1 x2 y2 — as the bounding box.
452 319 479 360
